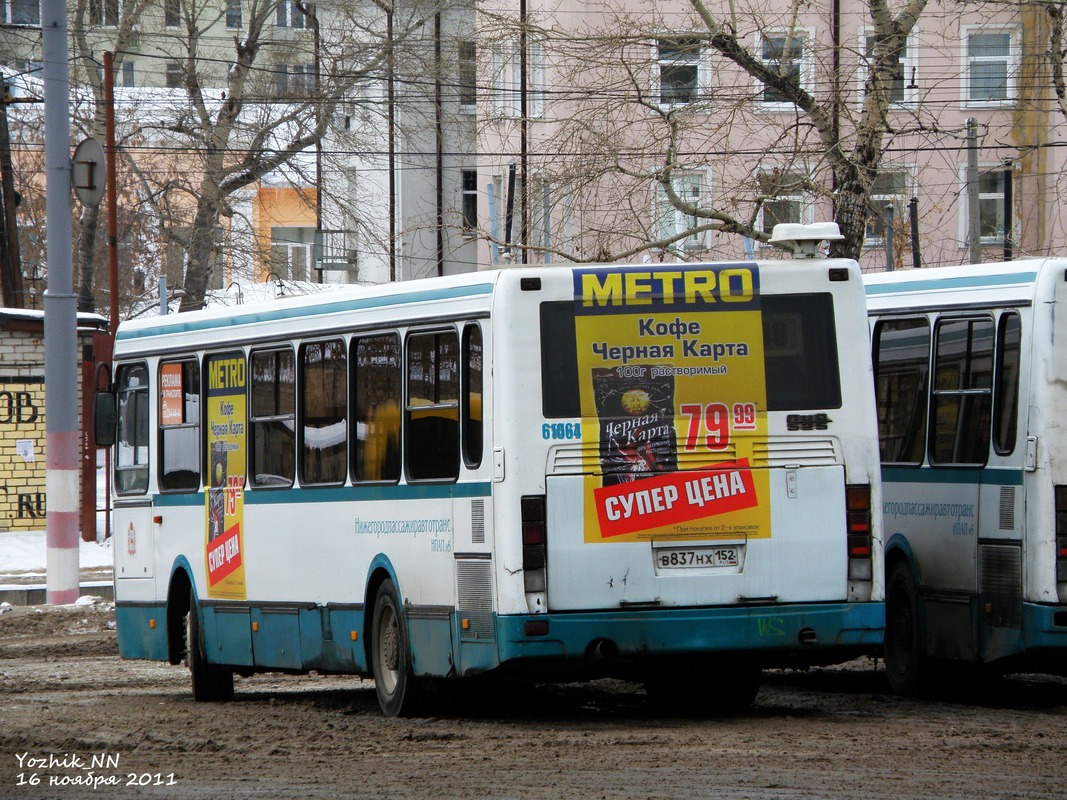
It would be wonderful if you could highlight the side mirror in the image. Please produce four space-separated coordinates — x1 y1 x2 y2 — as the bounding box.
93 390 117 447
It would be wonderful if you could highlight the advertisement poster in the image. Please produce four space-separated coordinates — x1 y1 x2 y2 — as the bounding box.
574 265 771 543
204 352 247 600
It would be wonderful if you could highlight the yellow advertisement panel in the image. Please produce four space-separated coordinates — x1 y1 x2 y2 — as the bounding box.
574 265 770 543
204 352 247 600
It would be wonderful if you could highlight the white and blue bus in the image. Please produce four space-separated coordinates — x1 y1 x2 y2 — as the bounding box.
99 249 883 716
867 260 1067 693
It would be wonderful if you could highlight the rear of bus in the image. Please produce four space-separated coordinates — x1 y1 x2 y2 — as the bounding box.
489 259 883 705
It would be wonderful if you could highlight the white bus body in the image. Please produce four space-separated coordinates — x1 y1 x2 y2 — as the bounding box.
107 260 883 715
866 260 1067 693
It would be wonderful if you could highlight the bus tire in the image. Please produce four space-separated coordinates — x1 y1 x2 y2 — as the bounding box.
186 593 234 702
371 579 423 717
885 561 926 696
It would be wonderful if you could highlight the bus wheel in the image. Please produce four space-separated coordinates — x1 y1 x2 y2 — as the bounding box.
371 579 423 717
186 593 234 702
885 561 926 696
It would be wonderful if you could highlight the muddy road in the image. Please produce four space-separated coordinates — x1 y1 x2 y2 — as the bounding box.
1 602 1066 800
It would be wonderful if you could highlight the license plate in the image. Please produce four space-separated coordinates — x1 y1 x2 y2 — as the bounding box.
654 545 742 570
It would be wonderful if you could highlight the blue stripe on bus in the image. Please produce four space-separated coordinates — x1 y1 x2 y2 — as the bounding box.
864 272 1037 296
881 465 1023 485
116 283 495 341
152 481 493 507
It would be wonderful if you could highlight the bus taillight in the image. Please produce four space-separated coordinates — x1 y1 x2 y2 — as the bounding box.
1056 486 1067 582
846 485 872 580
522 495 547 593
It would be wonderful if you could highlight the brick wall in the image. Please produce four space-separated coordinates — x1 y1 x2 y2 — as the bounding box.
0 317 106 533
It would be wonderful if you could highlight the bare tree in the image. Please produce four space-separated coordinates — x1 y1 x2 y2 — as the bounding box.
136 0 432 311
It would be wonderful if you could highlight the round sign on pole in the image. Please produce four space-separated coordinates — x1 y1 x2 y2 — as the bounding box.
72 137 106 207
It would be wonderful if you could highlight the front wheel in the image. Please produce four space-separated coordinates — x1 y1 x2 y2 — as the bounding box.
186 592 234 702
884 561 926 696
371 579 424 717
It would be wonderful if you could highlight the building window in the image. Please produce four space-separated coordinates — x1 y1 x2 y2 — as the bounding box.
158 360 200 492
656 172 705 250
249 348 295 488
657 36 702 105
88 0 118 26
861 32 914 105
225 0 241 29
461 169 478 231
165 62 183 89
4 0 40 24
966 30 1014 104
758 168 809 236
759 33 806 105
458 40 476 110
276 0 305 29
865 170 910 244
269 226 315 280
961 167 1006 244
121 60 135 88
406 330 459 481
493 41 543 118
164 0 179 27
299 339 347 486
274 64 314 98
352 334 401 483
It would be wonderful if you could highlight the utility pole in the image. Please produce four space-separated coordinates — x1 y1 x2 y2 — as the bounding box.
42 0 81 604
967 118 982 264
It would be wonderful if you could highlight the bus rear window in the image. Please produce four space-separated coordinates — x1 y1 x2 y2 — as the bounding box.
540 293 842 418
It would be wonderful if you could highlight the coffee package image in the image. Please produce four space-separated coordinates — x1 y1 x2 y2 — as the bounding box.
592 366 677 485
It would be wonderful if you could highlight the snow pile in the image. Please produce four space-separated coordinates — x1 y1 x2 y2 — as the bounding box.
0 531 113 579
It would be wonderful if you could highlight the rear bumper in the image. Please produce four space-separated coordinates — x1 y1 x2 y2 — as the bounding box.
496 602 884 664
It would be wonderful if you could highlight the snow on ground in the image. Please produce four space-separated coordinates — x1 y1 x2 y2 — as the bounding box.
0 530 113 579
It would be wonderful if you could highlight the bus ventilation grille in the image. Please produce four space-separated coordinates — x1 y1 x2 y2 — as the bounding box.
998 486 1016 531
979 543 1022 629
472 500 486 544
457 559 494 641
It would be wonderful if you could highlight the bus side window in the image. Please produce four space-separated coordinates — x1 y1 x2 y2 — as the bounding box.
353 334 401 483
299 340 347 486
463 324 483 469
249 348 295 488
158 359 201 492
115 363 150 495
873 318 930 465
406 330 459 481
931 317 994 466
993 312 1021 455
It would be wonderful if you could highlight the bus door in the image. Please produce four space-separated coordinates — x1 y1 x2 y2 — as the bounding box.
976 310 1025 660
924 315 997 659
113 362 155 583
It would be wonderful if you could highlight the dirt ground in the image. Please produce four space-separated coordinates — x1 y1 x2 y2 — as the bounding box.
1 603 1066 800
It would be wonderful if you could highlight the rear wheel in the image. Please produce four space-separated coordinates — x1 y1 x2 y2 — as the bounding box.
371 579 424 717
186 593 234 702
885 561 926 696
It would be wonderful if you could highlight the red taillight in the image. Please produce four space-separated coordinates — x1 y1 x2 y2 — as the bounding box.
522 495 547 592
846 485 873 579
1056 487 1067 582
